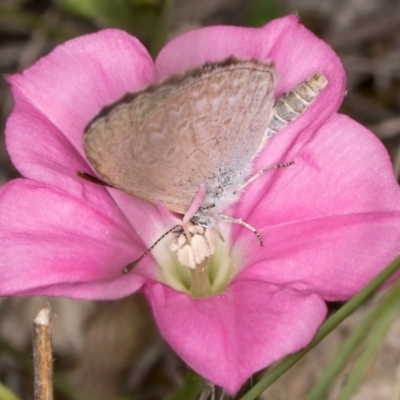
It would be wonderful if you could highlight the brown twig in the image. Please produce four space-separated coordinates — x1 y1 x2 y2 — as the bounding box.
32 306 53 400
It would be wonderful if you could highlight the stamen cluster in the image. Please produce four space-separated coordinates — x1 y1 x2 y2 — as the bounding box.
169 222 217 269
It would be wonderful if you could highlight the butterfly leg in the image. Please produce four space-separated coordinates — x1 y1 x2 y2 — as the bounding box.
183 184 206 225
235 161 294 193
181 183 207 243
216 214 263 246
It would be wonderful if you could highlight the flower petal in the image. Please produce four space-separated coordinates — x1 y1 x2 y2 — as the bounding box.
0 179 155 298
228 114 400 299
5 98 91 189
144 279 326 393
237 212 400 300
108 189 178 247
230 113 400 243
6 97 175 250
6 29 155 175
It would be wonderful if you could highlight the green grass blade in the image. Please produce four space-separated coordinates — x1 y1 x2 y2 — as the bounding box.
336 285 400 400
306 281 400 400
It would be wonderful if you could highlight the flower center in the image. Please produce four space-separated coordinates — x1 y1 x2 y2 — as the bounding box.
156 222 238 298
169 222 217 269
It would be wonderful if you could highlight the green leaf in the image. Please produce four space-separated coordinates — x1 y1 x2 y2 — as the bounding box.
53 0 160 39
126 0 161 5
148 0 174 57
0 382 20 400
245 0 286 27
239 254 400 400
53 0 102 20
164 369 204 400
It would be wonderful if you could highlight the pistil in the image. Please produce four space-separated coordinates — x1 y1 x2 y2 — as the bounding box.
189 258 212 298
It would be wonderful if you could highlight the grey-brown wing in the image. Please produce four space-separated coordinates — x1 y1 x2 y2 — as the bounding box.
84 59 276 214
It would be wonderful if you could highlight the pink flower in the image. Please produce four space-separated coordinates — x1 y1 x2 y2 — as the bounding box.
1 15 400 393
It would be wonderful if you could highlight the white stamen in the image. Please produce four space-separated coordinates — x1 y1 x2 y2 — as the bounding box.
188 223 204 235
171 224 221 269
205 228 217 254
191 234 211 264
169 234 186 251
177 245 196 269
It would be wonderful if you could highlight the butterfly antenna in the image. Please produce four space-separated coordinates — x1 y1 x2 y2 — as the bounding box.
123 225 181 274
77 171 112 187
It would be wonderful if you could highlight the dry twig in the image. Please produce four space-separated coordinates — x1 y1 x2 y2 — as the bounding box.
32 306 53 400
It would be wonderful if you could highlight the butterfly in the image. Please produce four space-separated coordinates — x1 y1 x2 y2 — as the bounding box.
82 57 327 271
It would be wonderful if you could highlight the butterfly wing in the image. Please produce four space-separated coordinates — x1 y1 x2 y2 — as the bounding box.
84 58 276 214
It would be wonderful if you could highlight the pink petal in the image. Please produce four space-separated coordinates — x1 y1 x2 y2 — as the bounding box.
0 179 158 298
6 29 155 175
156 15 345 139
6 98 93 190
237 114 400 232
6 89 173 249
145 280 326 393
225 113 400 298
4 28 167 243
237 212 400 301
108 189 177 248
